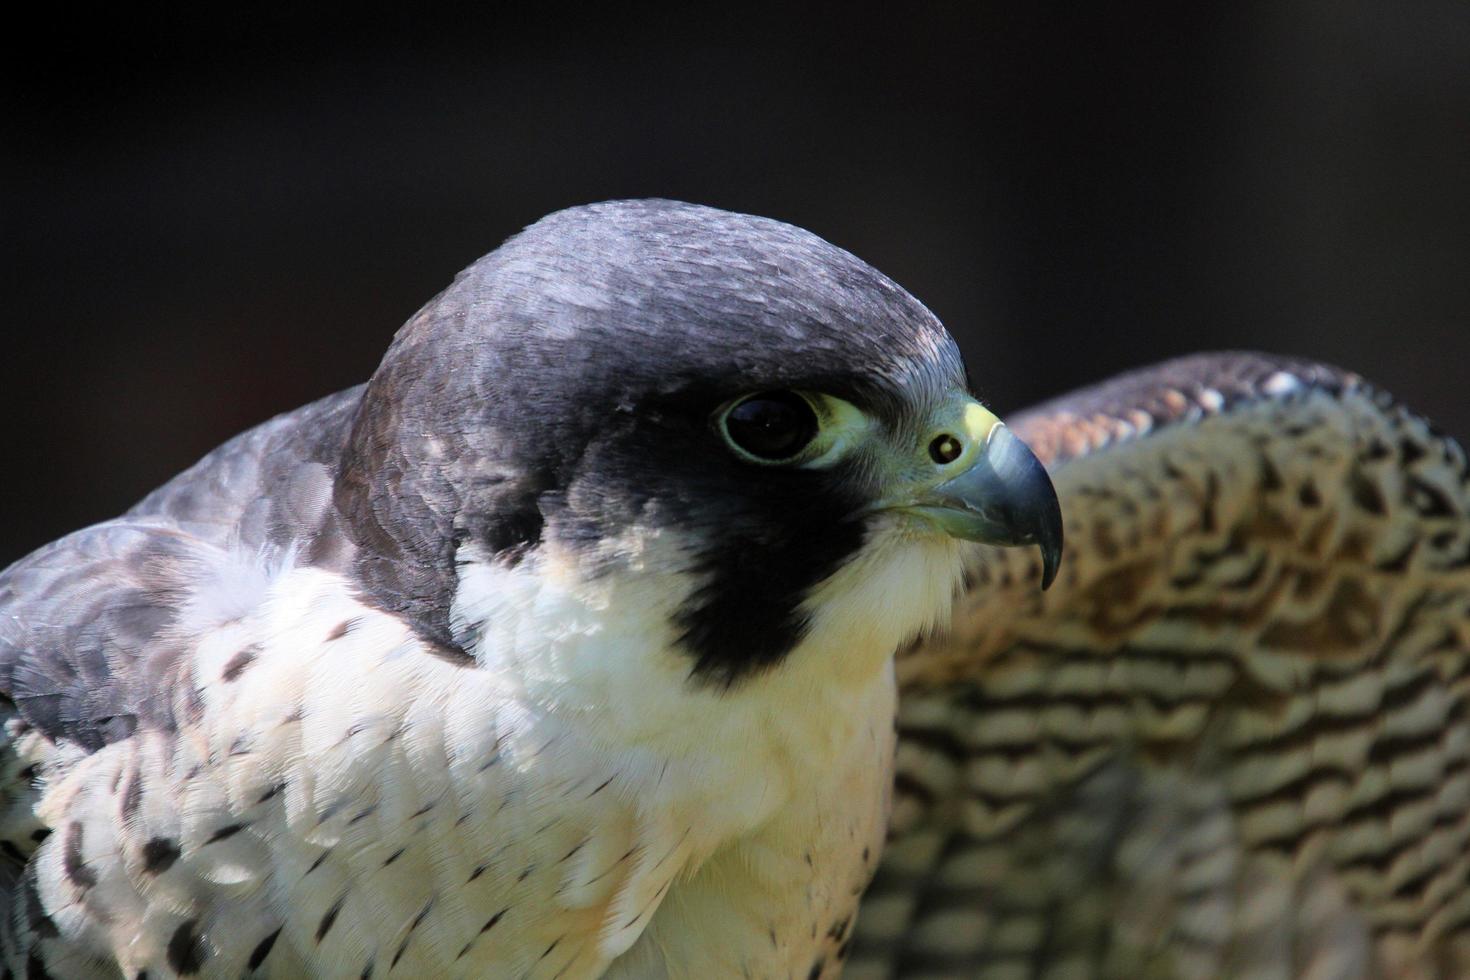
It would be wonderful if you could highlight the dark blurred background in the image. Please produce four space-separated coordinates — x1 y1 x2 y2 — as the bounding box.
6 4 1468 564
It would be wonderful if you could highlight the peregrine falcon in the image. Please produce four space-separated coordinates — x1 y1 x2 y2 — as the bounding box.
8 203 1466 980
0 200 1062 978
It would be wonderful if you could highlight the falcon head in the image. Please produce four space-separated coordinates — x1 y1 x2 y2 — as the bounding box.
338 200 1061 688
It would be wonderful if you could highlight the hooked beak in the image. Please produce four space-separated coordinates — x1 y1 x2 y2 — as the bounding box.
884 402 1064 590
912 423 1063 589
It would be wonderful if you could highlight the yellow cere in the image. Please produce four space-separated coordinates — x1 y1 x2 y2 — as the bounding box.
961 401 1002 445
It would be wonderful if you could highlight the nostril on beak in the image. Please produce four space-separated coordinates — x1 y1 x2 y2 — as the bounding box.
929 434 963 465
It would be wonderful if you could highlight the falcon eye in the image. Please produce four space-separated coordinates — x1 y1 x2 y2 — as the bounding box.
721 391 820 463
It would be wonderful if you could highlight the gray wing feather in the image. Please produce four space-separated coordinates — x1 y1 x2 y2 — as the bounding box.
0 520 206 753
128 385 363 551
0 386 365 871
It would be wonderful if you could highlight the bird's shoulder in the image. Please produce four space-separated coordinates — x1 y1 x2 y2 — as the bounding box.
864 351 1470 978
0 387 367 759
127 384 365 551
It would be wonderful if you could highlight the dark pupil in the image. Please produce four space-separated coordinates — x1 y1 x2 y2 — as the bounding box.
725 392 817 460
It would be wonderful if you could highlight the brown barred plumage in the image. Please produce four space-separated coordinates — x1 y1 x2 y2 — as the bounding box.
860 352 1470 979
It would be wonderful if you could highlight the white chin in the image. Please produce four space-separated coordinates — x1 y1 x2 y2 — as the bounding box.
794 520 967 683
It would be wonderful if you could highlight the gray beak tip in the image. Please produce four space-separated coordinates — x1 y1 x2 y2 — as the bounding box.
1036 493 1063 591
993 426 1063 591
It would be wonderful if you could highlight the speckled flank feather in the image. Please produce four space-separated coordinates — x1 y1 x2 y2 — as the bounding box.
856 353 1470 979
